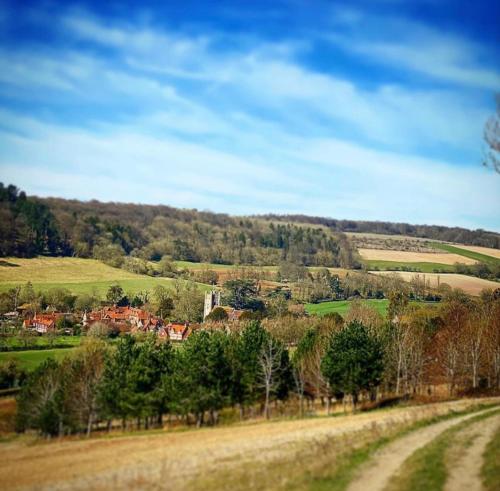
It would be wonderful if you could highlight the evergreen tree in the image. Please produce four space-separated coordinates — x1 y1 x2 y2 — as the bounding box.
321 321 384 407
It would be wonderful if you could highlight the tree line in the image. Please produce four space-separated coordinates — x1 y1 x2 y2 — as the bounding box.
260 214 500 249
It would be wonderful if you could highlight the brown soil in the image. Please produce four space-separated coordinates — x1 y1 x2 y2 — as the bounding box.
358 248 477 265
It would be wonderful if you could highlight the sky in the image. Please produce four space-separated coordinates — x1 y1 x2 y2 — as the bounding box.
0 0 499 231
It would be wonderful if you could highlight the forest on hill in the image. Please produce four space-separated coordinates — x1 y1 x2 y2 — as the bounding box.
259 214 500 248
1 183 499 269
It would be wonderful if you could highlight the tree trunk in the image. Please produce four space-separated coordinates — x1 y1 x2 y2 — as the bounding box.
86 413 93 437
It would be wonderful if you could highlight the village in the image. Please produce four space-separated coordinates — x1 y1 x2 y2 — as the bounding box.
17 290 246 342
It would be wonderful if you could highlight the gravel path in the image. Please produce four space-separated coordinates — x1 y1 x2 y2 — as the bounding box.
346 407 499 491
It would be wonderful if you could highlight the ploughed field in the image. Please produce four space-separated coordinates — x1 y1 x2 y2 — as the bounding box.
0 398 498 491
357 248 477 265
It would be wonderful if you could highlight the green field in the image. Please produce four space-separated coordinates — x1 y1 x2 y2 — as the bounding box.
305 299 389 317
363 260 455 273
1 336 82 350
0 348 76 371
0 257 212 296
430 243 500 267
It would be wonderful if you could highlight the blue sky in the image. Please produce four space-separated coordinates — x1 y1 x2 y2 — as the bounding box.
0 0 499 231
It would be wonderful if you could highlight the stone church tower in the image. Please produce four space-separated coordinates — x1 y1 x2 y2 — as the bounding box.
204 290 221 319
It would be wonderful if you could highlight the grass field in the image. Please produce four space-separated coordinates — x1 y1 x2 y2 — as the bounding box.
0 257 212 296
430 243 500 267
364 260 456 273
305 299 389 317
1 335 81 350
0 348 75 371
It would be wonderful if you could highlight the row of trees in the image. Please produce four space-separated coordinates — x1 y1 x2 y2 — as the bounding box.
16 320 385 437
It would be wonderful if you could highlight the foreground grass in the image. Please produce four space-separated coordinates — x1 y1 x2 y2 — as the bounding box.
482 421 500 491
305 299 389 317
364 259 455 273
430 243 500 267
0 348 76 370
189 403 495 491
385 408 500 491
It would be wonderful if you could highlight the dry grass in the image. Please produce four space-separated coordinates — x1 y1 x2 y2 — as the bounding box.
371 271 499 296
358 249 477 265
0 399 498 491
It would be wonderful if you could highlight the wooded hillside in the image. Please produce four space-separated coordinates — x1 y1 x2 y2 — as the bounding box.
1 183 498 267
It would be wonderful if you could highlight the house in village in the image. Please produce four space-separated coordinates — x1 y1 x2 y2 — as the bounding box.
82 306 164 332
23 313 64 333
82 306 194 341
159 322 192 341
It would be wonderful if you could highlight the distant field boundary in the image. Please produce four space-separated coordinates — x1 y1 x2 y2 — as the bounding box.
362 260 456 273
430 243 500 267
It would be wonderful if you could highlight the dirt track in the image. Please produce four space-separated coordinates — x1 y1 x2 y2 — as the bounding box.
0 398 499 491
444 414 500 491
346 407 499 491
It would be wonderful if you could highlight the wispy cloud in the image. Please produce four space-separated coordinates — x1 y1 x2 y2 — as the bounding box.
328 8 500 90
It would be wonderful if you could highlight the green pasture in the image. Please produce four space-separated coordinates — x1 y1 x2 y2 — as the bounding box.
0 348 76 371
363 260 455 273
1 335 82 350
0 257 212 297
430 243 500 267
305 299 389 317
0 278 212 296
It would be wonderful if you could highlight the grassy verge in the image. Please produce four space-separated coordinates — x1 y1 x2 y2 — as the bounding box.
430 243 500 267
385 408 500 491
363 259 456 273
0 348 76 371
482 420 500 491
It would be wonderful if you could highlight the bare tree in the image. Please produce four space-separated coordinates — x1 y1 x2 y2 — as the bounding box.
70 339 107 436
259 337 283 419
